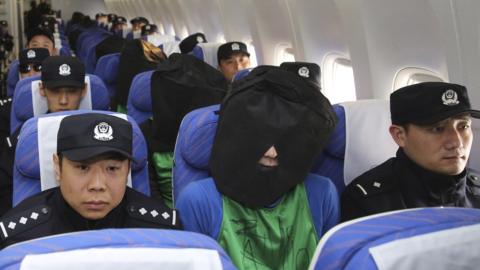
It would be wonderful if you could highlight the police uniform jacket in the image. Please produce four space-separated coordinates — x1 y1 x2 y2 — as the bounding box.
341 149 480 221
0 98 12 216
0 186 181 249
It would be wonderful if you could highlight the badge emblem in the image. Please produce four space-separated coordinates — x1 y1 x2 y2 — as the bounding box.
231 43 240 51
27 50 36 59
58 64 71 76
442 89 459 106
93 122 114 141
145 25 151 30
196 35 204 43
298 66 310 78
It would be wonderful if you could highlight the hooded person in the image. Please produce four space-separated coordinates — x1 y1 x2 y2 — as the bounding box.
115 39 166 112
147 53 228 207
176 65 339 270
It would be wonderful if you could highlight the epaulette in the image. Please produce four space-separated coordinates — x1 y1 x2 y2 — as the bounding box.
127 202 178 227
468 172 480 187
0 98 12 107
352 177 396 197
0 205 51 241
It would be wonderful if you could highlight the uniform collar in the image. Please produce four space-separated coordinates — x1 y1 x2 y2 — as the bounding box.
53 188 127 230
396 148 467 204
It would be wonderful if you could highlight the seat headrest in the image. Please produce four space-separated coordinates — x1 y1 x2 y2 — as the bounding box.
190 43 222 68
323 104 346 159
130 70 154 112
160 41 181 56
95 53 120 84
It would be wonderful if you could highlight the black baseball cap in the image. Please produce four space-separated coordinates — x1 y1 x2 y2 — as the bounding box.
0 20 7 27
27 27 55 44
19 47 50 66
113 16 127 26
141 24 158 36
130 17 149 25
179 32 207 54
280 62 321 86
57 113 133 161
390 82 480 125
217 41 249 63
41 56 85 89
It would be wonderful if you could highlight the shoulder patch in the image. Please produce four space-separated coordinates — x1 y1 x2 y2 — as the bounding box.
353 178 395 197
468 172 480 187
0 205 51 241
127 203 177 227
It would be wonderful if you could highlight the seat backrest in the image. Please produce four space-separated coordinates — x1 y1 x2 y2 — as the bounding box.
126 70 155 125
232 68 252 81
312 99 397 194
190 43 222 68
0 228 236 270
94 53 121 99
10 74 110 135
6 59 19 97
308 207 480 270
145 34 176 47
13 109 150 205
160 41 181 56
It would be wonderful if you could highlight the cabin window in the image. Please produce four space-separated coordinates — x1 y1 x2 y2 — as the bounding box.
322 54 356 104
275 43 295 65
393 67 444 91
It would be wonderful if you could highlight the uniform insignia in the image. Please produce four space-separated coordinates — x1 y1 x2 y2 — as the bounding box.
442 89 459 106
196 35 204 43
373 182 381 188
0 205 51 241
298 66 310 78
127 203 177 226
27 49 36 59
231 43 240 51
145 25 151 30
93 122 113 141
59 64 71 76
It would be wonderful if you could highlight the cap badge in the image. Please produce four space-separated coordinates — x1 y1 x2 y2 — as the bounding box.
93 122 113 141
27 50 36 59
298 67 310 78
442 89 459 106
231 43 240 51
59 64 71 76
196 35 204 43
145 25 150 30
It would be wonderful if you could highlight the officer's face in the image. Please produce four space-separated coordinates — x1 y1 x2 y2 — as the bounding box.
390 114 473 175
39 84 86 112
28 35 56 56
53 154 130 220
219 53 250 82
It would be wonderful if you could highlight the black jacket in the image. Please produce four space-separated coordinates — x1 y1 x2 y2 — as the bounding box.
0 187 182 249
341 149 480 221
0 97 12 216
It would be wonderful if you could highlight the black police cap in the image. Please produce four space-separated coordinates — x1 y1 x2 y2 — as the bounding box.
141 24 158 36
19 48 50 66
217 41 250 63
280 62 321 87
41 56 85 89
179 33 207 54
0 20 7 27
27 27 54 44
57 113 133 161
130 16 149 25
390 82 480 125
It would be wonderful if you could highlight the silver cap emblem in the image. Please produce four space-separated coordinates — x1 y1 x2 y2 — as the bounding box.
298 67 310 78
93 122 114 141
196 35 204 43
27 50 36 59
442 89 459 106
59 64 71 76
231 43 240 51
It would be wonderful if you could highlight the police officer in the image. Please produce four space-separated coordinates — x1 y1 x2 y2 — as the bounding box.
179 32 207 54
341 82 480 221
217 41 251 82
0 113 181 249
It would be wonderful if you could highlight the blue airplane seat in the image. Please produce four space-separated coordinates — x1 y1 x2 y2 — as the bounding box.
126 70 155 125
6 59 20 97
190 43 222 68
59 46 72 56
10 74 110 135
94 53 120 99
232 68 252 81
0 228 237 270
13 109 150 206
309 207 480 270
84 35 110 73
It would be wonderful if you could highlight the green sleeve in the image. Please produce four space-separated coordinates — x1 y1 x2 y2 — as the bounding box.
152 152 174 208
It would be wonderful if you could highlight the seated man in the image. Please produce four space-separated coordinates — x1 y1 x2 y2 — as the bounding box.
26 26 57 56
177 66 339 269
130 16 149 38
18 47 50 79
179 32 207 54
217 41 251 82
0 113 181 249
341 82 480 221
